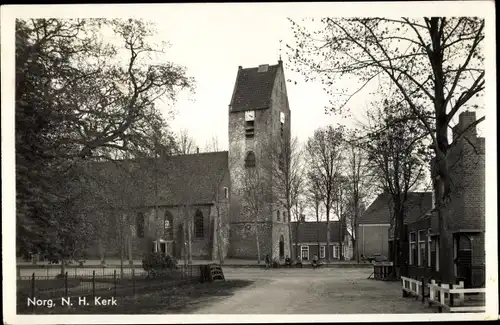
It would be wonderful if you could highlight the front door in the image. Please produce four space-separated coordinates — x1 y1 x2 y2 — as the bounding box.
279 236 285 259
455 234 473 287
160 242 167 255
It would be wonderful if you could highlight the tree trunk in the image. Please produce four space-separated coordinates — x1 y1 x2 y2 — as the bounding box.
187 217 192 264
295 220 300 260
287 207 293 259
128 226 133 265
216 206 224 264
326 205 331 262
98 239 106 265
255 219 261 264
316 201 320 258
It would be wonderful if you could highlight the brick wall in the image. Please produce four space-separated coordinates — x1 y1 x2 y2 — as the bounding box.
357 224 390 259
228 222 273 259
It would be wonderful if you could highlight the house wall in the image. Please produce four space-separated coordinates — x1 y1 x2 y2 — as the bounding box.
292 242 353 261
356 224 390 259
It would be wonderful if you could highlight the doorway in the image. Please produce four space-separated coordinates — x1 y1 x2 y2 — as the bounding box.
279 235 285 259
455 234 473 287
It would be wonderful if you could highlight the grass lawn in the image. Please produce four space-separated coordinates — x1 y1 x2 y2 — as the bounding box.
19 280 254 314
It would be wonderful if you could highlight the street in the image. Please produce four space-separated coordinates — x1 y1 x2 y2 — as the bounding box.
193 267 435 314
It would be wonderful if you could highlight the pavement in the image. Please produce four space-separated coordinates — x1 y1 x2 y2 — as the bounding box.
192 268 437 314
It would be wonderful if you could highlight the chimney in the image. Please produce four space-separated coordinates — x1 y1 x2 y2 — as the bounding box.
457 111 477 140
238 66 242 70
257 64 269 73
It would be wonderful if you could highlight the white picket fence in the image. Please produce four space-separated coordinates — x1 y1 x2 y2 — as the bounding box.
401 276 486 313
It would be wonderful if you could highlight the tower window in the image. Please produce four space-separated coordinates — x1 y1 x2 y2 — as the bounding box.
245 110 255 138
245 120 255 138
224 187 229 199
279 153 284 170
277 210 281 222
194 209 204 238
283 211 287 223
245 151 256 168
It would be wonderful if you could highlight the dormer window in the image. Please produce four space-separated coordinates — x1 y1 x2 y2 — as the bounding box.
245 110 255 138
245 151 256 168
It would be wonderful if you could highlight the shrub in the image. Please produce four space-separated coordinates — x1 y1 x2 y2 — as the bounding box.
142 253 178 277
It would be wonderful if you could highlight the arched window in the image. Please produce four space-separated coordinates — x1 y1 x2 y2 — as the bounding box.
277 210 281 221
164 211 174 239
245 151 256 168
194 209 204 238
136 212 145 238
283 211 287 223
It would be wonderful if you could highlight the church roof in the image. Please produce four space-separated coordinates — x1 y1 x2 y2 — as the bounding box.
81 151 229 209
229 63 280 112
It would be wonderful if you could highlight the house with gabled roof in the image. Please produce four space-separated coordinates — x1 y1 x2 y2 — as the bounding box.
356 191 432 261
291 221 353 261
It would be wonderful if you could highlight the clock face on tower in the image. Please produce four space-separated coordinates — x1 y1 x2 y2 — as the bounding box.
245 110 255 121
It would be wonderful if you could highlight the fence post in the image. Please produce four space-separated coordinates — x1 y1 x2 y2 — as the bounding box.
428 280 435 307
92 270 96 300
113 270 117 296
132 268 135 296
458 281 465 306
421 277 425 303
30 272 35 313
65 272 68 297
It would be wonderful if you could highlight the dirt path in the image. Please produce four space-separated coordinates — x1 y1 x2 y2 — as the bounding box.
193 268 436 314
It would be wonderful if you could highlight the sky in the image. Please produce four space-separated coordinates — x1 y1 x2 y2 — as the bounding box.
148 9 370 151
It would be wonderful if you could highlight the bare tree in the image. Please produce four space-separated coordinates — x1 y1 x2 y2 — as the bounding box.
288 17 485 281
306 171 324 259
239 166 272 264
306 126 346 262
264 136 305 259
204 135 220 153
359 98 429 273
343 135 373 262
176 129 198 155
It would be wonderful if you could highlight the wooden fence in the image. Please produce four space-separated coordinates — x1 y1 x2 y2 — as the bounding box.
400 276 486 313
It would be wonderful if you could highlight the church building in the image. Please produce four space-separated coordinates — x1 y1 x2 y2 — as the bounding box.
81 60 292 263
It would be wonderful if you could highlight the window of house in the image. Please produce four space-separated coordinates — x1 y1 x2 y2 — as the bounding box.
319 245 325 259
430 236 437 271
427 230 432 268
136 213 145 238
245 151 256 168
194 209 204 238
301 246 309 260
409 232 417 265
333 246 340 259
277 210 281 222
418 230 426 266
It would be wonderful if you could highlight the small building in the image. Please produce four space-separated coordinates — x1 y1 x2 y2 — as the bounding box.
358 192 432 261
403 111 485 288
291 221 353 261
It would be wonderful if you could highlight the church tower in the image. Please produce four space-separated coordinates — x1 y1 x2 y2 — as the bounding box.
227 60 291 260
